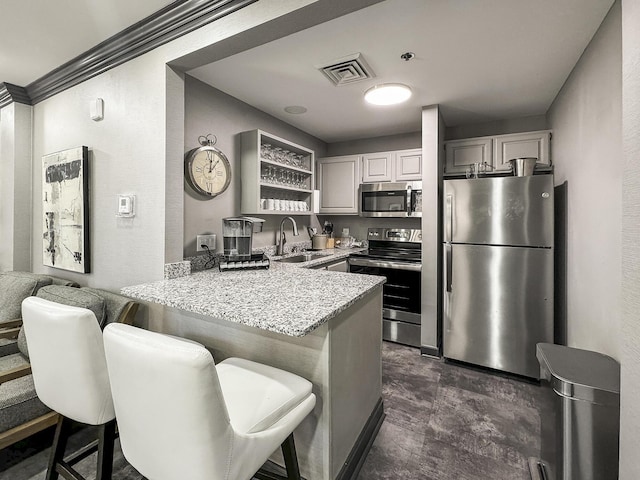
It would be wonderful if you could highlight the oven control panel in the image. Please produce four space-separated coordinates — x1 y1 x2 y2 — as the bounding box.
367 228 422 243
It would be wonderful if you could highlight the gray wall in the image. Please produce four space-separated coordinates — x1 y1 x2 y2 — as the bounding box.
547 1 622 359
620 0 640 476
184 75 327 256
444 115 547 140
326 131 421 156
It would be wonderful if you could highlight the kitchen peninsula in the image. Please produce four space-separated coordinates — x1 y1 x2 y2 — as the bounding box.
122 262 385 480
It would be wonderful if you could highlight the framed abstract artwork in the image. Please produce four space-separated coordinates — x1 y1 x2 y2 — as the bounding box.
42 146 90 273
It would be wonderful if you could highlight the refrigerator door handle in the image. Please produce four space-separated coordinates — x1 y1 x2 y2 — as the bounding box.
445 194 453 242
445 244 452 293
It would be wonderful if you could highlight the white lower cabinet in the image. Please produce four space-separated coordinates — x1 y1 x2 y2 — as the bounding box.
316 155 360 214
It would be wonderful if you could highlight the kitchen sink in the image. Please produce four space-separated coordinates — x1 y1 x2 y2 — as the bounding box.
276 253 328 263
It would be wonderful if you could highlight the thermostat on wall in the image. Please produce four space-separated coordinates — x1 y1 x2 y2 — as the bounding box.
116 194 135 217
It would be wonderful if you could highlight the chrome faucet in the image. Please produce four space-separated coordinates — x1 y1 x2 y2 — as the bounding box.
277 216 299 256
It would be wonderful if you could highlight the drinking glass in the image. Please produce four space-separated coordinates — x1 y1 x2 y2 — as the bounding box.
261 143 272 161
267 166 276 183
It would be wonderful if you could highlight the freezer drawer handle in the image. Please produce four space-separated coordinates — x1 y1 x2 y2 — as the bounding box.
446 244 452 293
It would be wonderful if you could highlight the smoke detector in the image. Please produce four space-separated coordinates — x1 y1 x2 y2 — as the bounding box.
318 53 375 86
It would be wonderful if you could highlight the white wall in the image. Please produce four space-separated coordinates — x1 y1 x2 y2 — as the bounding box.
32 54 170 289
0 102 32 271
546 1 622 359
26 0 329 289
620 0 640 475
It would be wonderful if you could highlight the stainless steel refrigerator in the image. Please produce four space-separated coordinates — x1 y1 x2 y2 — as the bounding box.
443 174 554 379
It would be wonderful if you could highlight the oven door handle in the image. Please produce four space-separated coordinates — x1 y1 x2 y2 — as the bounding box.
348 257 422 272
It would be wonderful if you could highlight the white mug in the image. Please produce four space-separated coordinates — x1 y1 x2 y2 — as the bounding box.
267 198 275 210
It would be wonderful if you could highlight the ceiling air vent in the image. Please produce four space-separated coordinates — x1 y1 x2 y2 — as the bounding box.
318 53 375 86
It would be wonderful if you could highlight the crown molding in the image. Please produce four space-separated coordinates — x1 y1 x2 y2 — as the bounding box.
1 0 257 108
0 83 31 109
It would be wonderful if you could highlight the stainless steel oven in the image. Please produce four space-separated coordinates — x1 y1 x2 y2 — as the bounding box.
348 228 422 347
359 182 422 218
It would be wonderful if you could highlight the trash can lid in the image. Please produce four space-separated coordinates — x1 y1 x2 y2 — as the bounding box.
536 343 620 405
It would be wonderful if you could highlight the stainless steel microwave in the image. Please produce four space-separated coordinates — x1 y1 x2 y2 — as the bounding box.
359 182 422 218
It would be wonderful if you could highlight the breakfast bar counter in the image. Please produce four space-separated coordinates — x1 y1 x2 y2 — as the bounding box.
122 264 385 480
121 266 384 337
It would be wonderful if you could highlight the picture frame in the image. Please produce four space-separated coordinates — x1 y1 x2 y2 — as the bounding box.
42 146 90 273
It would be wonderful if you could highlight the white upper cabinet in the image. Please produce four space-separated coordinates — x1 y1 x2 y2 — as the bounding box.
362 148 422 183
394 149 422 181
444 130 551 174
493 130 552 171
316 155 361 214
444 137 493 174
362 152 393 182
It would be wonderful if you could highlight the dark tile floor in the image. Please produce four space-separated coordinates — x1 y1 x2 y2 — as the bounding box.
358 342 554 480
0 342 552 480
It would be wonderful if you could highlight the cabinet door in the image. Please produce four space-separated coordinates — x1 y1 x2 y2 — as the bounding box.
395 149 422 181
494 130 551 171
362 152 392 182
444 137 493 173
317 156 360 214
326 259 348 272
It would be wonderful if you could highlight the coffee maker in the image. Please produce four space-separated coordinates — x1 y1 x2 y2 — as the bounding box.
220 217 268 270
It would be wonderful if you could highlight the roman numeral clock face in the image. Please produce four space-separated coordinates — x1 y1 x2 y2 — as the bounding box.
185 146 231 198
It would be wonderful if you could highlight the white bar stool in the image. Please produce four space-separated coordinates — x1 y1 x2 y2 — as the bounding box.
21 296 117 480
102 323 316 480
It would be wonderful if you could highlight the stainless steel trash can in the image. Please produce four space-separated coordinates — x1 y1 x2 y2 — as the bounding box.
530 343 620 480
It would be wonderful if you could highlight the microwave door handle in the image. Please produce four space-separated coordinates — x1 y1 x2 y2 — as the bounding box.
406 187 412 215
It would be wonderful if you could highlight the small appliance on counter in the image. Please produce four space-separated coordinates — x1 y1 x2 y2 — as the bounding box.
311 234 328 250
220 217 269 271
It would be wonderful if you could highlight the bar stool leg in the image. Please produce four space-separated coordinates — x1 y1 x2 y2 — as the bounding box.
281 434 301 480
96 419 117 480
45 416 72 480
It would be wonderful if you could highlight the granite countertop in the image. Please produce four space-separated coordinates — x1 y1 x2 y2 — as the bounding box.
122 249 384 337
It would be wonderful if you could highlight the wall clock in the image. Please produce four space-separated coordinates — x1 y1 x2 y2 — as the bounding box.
184 135 231 198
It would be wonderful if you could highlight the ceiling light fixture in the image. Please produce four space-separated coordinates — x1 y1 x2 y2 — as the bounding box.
364 83 412 106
